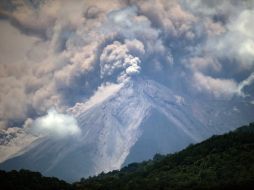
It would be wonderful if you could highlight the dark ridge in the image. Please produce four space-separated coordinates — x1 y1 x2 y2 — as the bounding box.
0 169 73 190
74 122 254 190
1 122 254 190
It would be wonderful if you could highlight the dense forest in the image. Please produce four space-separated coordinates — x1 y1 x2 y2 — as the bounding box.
1 123 254 190
0 169 73 190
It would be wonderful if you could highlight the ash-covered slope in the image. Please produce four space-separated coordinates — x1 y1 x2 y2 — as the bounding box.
0 78 250 181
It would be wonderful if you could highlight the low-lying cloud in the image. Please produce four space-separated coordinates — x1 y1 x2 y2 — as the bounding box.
31 109 81 138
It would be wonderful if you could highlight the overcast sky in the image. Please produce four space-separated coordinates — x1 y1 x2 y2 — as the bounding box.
0 0 254 134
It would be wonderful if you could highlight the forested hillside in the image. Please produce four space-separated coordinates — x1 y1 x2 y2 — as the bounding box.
1 123 254 190
0 169 73 190
74 123 254 190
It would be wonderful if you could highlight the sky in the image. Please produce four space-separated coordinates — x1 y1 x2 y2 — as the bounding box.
0 0 254 162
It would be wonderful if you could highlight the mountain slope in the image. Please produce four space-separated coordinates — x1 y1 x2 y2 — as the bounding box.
1 122 253 190
74 122 254 190
0 78 253 181
0 123 254 190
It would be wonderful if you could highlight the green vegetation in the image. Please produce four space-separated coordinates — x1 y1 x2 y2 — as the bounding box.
0 169 73 190
74 122 254 190
1 123 254 190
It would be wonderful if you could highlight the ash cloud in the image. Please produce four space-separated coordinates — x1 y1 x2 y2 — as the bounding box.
0 0 253 134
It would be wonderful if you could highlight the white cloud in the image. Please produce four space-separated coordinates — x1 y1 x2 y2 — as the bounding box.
238 73 254 96
194 72 239 98
194 72 254 99
206 10 254 68
183 0 248 18
31 109 81 138
0 109 81 163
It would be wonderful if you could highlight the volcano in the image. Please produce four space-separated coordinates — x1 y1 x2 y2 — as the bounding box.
0 77 252 181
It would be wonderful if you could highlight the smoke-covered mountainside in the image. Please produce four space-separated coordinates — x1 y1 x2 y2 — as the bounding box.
1 122 254 190
1 78 253 182
1 0 254 184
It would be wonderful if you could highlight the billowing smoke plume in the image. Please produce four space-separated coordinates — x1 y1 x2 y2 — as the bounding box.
0 0 254 132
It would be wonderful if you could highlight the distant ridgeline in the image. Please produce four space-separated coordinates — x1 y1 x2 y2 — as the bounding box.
1 123 254 190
